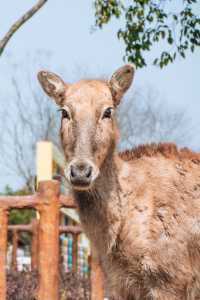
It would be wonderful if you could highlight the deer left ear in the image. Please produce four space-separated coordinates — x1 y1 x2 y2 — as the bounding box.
109 64 135 106
37 70 66 106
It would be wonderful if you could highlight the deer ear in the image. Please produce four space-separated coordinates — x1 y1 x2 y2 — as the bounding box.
109 64 135 106
37 70 66 105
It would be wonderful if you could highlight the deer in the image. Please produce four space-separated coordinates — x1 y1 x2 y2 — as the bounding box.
38 65 200 300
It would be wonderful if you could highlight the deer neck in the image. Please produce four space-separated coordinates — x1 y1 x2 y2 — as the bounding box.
73 150 120 210
72 150 122 253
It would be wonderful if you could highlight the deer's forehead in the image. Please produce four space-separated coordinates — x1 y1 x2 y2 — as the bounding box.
64 81 113 110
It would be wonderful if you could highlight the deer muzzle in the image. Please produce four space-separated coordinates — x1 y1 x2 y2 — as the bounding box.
64 159 99 190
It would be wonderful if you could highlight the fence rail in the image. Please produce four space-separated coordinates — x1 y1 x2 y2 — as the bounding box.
8 221 83 272
0 180 104 300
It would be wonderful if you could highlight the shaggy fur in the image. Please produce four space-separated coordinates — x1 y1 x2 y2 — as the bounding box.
119 142 200 162
74 143 200 300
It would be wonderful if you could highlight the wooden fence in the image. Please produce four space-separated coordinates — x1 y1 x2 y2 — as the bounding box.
0 180 104 300
8 220 82 272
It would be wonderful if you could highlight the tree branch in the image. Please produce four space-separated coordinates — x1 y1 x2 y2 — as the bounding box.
0 0 48 56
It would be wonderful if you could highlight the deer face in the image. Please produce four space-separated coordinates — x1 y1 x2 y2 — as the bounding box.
38 65 135 190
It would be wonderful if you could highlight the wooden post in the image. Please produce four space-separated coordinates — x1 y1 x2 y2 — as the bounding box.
91 257 104 300
37 180 60 300
11 229 18 271
72 233 78 273
0 208 8 300
31 219 39 270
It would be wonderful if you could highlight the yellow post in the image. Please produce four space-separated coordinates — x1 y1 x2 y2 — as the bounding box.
36 141 53 220
36 141 53 185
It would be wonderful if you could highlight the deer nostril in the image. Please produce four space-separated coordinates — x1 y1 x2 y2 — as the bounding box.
70 164 92 179
85 166 92 178
70 165 76 178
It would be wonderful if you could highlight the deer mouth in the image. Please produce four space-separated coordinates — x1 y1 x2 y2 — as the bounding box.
70 177 92 191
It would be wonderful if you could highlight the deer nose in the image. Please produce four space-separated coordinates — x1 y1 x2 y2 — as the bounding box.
70 162 93 186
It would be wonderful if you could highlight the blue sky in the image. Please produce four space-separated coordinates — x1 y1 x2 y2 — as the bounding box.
0 0 200 190
0 1 199 107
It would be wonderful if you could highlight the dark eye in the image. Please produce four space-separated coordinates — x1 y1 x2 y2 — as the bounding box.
58 108 70 120
102 107 113 119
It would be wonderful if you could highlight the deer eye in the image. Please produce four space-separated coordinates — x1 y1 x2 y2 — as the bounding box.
58 108 70 120
102 107 113 119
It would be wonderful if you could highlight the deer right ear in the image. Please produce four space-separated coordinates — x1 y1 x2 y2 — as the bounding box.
109 64 135 106
37 71 66 105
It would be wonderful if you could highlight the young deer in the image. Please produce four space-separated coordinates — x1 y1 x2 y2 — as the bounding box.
38 65 200 300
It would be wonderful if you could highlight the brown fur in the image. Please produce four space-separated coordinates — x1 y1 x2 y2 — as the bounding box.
75 144 200 300
120 142 200 162
38 66 200 300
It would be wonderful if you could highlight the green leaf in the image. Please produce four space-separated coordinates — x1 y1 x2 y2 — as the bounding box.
94 0 200 69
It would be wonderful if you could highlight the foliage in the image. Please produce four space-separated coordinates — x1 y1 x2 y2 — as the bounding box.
9 209 35 226
94 0 200 68
1 186 35 225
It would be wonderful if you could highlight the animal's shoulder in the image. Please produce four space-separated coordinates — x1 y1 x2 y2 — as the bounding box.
119 142 200 163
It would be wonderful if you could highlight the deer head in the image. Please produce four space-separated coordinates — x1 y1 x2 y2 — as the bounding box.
38 65 135 190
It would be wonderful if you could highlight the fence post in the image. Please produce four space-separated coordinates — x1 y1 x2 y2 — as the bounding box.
72 233 78 273
90 256 104 300
37 180 60 300
0 208 8 300
31 219 39 270
11 229 18 271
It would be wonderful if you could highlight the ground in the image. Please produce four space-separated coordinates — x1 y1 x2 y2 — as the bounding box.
7 270 90 300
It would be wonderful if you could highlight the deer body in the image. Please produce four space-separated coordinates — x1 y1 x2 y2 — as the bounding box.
38 65 200 299
75 149 200 300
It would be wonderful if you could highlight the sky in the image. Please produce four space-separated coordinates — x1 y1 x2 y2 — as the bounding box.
0 0 200 190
